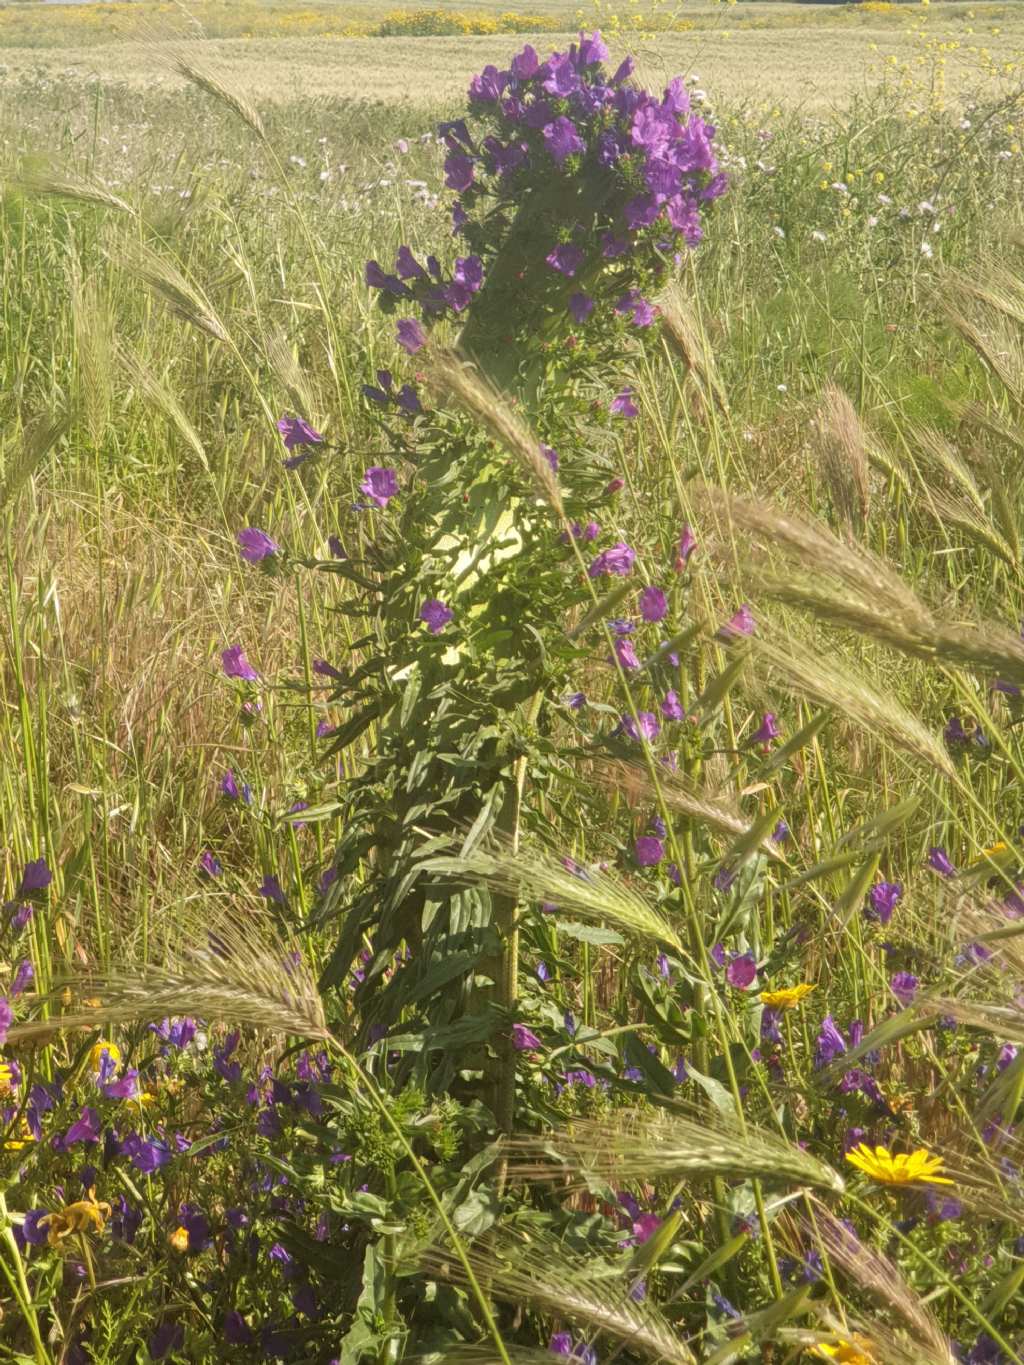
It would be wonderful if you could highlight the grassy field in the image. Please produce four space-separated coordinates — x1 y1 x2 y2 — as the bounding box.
4 7 1024 1361
0 2 1021 107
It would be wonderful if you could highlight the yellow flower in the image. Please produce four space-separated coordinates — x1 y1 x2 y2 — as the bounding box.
168 1225 190 1252
760 983 816 1010
89 1040 120 1072
845 1143 953 1186
39 1189 111 1246
0 1062 17 1095
982 841 1008 857
4 1119 36 1150
815 1336 877 1365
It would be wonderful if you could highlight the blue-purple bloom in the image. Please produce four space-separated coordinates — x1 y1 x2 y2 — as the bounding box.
890 971 919 1007
635 836 664 866
610 387 639 418
568 292 594 323
588 542 636 578
277 416 323 451
928 846 957 877
546 242 585 276
18 859 52 896
420 599 453 634
221 645 259 681
639 586 668 623
236 528 279 563
867 880 903 926
396 318 427 354
360 466 399 508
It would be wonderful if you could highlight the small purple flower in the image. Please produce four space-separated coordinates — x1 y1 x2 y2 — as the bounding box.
396 318 426 354
512 1023 542 1051
148 1323 184 1361
11 959 33 997
540 444 559 472
675 526 698 570
199 850 222 880
65 1106 101 1146
719 604 756 639
588 542 636 578
621 711 660 742
890 971 919 1007
761 1008 782 1045
101 1068 139 1101
313 658 344 681
420 599 453 634
749 713 780 747
10 904 32 931
661 690 684 721
639 586 668 623
19 1209 50 1247
928 846 957 877
815 1015 847 1068
0 996 11 1046
613 637 640 670
510 43 539 78
568 292 594 324
546 242 585 277
444 154 475 192
236 528 279 563
567 692 586 710
221 645 259 681
18 858 52 896
726 952 757 989
277 416 323 451
610 387 639 418
360 466 398 509
543 116 585 165
635 836 664 867
867 880 902 926
224 1311 255 1346
772 820 790 842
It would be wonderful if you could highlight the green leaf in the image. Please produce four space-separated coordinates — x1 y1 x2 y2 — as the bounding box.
554 919 625 946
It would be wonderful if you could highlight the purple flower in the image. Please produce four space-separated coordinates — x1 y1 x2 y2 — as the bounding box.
761 1007 782 1045
635 836 664 867
277 415 323 451
749 713 780 746
815 1015 847 1068
101 1068 139 1101
395 384 421 416
613 637 640 670
11 959 33 997
396 318 427 355
360 466 398 508
420 599 453 634
512 1023 542 1051
661 690 684 721
444 154 475 191
148 1324 184 1361
621 711 660 742
10 904 32 931
546 242 585 277
540 444 559 472
65 1106 101 1145
18 858 52 896
772 820 790 843
510 43 539 78
675 526 698 570
890 971 919 1007
719 604 756 639
928 846 957 877
221 645 258 681
588 542 636 578
713 866 737 893
543 116 585 165
610 387 639 418
567 692 586 710
867 880 902 926
725 953 757 989
19 1209 50 1247
616 290 656 327
198 850 222 880
568 292 594 323
224 1311 254 1346
549 1332 597 1365
469 63 508 102
236 528 279 563
639 586 668 623
0 996 11 1045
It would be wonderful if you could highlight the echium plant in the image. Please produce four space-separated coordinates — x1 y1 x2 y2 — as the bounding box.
365 30 724 391
315 35 725 1120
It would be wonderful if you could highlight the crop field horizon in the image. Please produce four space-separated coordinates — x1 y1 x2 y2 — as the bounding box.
4 5 1024 1363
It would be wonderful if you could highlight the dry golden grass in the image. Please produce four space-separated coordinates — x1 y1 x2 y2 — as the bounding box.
0 12 1021 108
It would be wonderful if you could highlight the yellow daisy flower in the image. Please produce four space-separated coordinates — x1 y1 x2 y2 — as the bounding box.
814 1335 876 1365
845 1143 953 1186
0 1062 17 1095
89 1040 121 1072
168 1226 190 1253
39 1189 111 1247
759 983 816 1010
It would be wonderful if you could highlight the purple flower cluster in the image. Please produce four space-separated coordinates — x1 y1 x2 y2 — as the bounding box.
363 34 724 349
